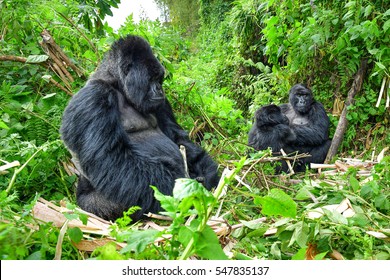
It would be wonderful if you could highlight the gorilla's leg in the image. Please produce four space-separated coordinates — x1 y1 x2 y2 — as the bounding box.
303 140 331 165
76 176 130 221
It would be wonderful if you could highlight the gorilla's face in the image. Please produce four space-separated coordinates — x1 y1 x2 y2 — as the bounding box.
256 105 289 127
289 84 313 114
116 37 166 114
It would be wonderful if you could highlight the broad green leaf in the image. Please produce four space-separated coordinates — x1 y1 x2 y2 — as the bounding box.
0 121 9 129
292 247 307 260
270 243 281 259
383 19 390 32
348 213 370 227
178 226 195 248
375 252 390 260
42 93 57 99
349 176 360 192
78 213 89 225
63 212 78 220
246 226 269 238
288 221 309 247
174 178 215 215
151 186 177 215
364 5 373 17
240 219 266 229
323 208 348 225
67 227 83 243
93 242 124 260
121 230 160 254
314 251 328 260
255 189 297 218
195 225 228 260
374 194 390 211
26 251 42 260
41 75 52 82
295 187 313 200
375 62 386 70
26 55 49 63
173 178 210 201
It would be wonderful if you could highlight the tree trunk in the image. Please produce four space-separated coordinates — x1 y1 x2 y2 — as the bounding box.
325 58 368 163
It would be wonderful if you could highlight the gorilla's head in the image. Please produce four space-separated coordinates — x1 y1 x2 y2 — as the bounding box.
255 104 289 127
103 35 166 113
289 84 314 114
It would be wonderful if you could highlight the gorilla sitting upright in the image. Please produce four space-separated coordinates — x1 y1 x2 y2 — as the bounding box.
60 35 220 221
248 84 331 172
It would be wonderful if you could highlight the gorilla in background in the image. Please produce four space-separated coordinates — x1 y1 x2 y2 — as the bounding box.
248 84 331 172
60 35 220 221
248 104 296 153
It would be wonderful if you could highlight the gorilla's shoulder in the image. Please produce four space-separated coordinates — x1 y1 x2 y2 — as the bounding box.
69 79 119 110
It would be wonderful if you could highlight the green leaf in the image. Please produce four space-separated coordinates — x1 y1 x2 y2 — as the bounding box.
173 178 210 201
292 247 307 260
67 227 83 243
255 189 297 218
295 187 313 200
195 225 228 260
311 34 322 44
383 19 390 32
151 186 177 215
374 194 390 211
178 226 194 248
0 121 10 129
42 93 57 99
174 178 215 215
323 208 348 225
121 230 160 254
364 5 373 18
93 242 124 260
63 212 78 220
349 176 360 192
26 55 49 63
79 213 89 225
270 242 281 259
375 62 386 70
348 213 370 227
288 221 309 247
314 251 328 260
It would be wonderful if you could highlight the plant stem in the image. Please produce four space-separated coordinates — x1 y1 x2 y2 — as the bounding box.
178 167 238 260
6 145 46 194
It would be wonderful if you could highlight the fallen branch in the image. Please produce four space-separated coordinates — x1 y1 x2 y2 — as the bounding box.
32 197 112 236
280 148 295 175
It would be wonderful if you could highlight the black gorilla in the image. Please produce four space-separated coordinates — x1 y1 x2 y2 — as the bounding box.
248 84 331 172
248 104 296 153
60 35 220 221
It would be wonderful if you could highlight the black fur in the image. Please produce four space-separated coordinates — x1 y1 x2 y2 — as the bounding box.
248 84 331 172
248 104 295 153
61 35 220 221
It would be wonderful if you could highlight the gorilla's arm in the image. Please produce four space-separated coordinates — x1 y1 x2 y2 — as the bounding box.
248 123 294 152
155 100 220 189
280 102 329 146
61 80 176 206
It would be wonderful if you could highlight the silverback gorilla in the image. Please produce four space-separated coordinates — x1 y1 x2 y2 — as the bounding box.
61 35 220 221
248 84 331 172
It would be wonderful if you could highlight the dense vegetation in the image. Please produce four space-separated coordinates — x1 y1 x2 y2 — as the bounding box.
0 0 389 260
